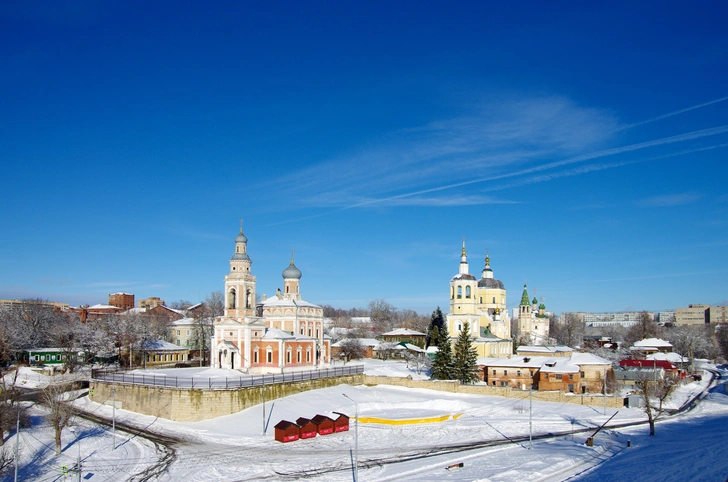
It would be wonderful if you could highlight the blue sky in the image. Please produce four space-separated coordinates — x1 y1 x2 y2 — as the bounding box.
1 2 727 315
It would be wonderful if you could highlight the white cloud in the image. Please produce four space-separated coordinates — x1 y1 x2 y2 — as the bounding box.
637 193 703 207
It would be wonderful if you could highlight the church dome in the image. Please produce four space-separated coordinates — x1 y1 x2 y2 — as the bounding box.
236 232 247 244
282 261 302 279
231 252 250 261
478 278 505 289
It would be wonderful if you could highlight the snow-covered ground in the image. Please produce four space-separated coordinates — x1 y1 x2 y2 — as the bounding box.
3 364 728 481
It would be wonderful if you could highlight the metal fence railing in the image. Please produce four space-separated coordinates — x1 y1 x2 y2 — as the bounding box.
91 364 364 390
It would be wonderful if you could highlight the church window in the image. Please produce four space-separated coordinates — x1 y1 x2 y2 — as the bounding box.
457 322 462 332
457 286 462 299
232 267 236 271
316 329 319 337
266 348 273 363
306 348 311 362
308 328 312 336
286 348 292 363
465 286 471 298
236 246 239 253
253 350 258 363
297 348 302 363
492 297 496 304
535 326 538 330
286 286 289 293
451 287 454 299
228 289 237 309
480 297 482 304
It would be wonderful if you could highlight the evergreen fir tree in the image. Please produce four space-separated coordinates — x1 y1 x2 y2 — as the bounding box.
426 307 445 347
453 321 479 384
431 321 455 380
428 325 440 348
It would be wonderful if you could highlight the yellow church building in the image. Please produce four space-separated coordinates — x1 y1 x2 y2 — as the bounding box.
446 242 513 358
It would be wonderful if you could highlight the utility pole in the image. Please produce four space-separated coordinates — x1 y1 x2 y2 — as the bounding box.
528 385 533 450
112 385 116 450
343 393 359 482
13 410 19 482
262 377 266 435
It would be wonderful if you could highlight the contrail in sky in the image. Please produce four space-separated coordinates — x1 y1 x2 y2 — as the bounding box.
344 125 728 209
618 95 728 131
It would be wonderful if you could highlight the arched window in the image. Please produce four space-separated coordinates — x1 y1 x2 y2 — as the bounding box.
297 347 302 363
253 348 259 364
286 348 292 363
457 321 462 332
465 286 471 298
306 348 311 362
457 286 462 299
228 289 236 309
266 347 273 363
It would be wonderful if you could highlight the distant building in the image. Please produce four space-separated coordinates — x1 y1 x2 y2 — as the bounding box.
563 311 653 328
380 328 427 348
139 297 166 309
709 305 728 324
0 299 69 310
517 284 550 344
675 304 710 325
108 292 135 311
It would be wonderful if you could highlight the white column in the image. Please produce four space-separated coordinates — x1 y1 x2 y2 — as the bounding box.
278 340 284 368
244 325 251 369
237 327 243 369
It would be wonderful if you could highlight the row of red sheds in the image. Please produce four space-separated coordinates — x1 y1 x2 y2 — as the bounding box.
274 412 349 443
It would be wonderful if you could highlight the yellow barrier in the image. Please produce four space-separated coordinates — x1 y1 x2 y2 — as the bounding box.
357 413 463 425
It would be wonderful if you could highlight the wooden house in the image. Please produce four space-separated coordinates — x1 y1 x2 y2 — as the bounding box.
332 412 350 432
311 414 335 435
296 417 318 439
274 420 300 443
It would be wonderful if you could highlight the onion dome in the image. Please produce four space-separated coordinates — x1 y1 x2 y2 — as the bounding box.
478 278 505 289
282 252 302 279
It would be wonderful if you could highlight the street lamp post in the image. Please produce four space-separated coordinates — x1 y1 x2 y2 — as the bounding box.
342 393 359 482
69 427 81 482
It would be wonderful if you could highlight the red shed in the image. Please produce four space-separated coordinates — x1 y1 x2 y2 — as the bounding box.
332 411 350 432
274 420 300 443
311 414 335 435
296 417 318 439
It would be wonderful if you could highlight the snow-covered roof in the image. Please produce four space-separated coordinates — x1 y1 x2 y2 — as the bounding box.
381 328 426 337
142 339 186 351
88 304 119 310
568 353 612 365
426 346 439 354
647 352 688 363
402 343 425 353
260 297 321 309
332 338 380 348
632 338 672 348
123 308 147 315
170 317 211 326
540 358 579 374
262 328 296 340
477 356 547 368
516 345 573 354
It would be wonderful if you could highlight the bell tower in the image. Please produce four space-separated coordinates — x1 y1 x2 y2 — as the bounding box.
224 221 257 318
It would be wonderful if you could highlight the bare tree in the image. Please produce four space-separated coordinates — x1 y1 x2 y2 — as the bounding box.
41 383 75 455
625 311 662 346
664 325 717 372
716 324 728 361
204 291 224 317
376 341 398 360
553 313 584 347
0 369 24 447
405 351 431 375
633 371 678 436
369 299 397 334
169 300 194 310
339 339 366 363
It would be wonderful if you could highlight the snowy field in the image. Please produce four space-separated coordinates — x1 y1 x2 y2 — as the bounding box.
3 364 728 481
